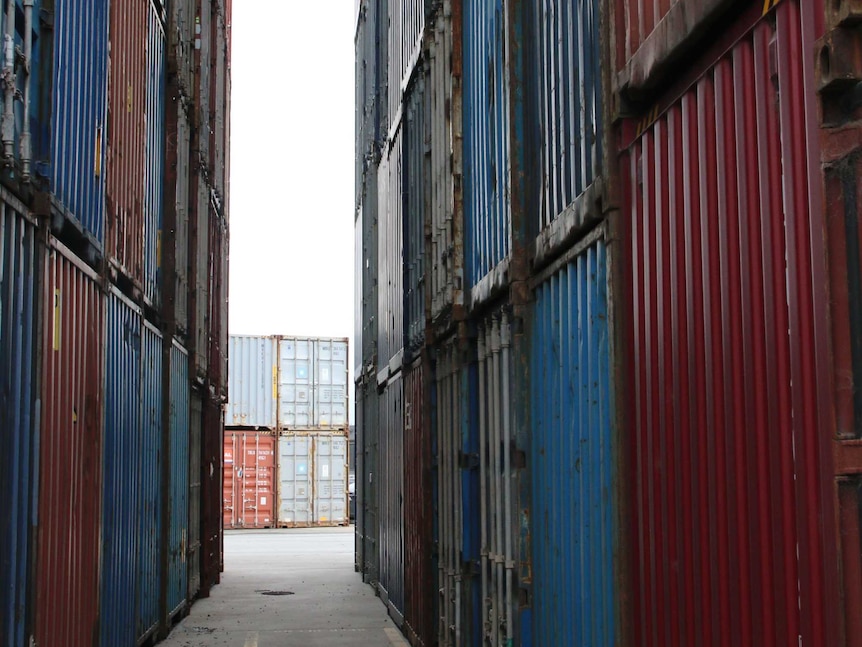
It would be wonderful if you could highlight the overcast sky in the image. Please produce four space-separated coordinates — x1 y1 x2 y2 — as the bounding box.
228 2 356 410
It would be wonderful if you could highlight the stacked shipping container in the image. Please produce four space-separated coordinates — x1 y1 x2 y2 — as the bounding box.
0 2 231 647
355 0 862 645
223 335 351 529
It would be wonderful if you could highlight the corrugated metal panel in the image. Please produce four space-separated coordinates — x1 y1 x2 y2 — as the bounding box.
355 383 366 571
167 0 196 100
359 380 380 581
534 0 602 230
138 321 163 641
168 101 192 336
101 289 144 647
211 3 227 201
355 1 379 203
35 241 104 647
624 6 836 644
404 78 425 360
195 0 212 167
51 1 109 243
378 375 404 622
378 134 404 368
428 8 461 320
208 211 228 396
360 163 379 373
191 172 209 379
387 0 426 123
277 432 349 527
188 389 203 598
227 335 277 428
463 0 510 287
0 198 39 647
223 431 276 529
531 239 615 647
106 0 146 282
169 341 191 614
404 362 435 646
200 395 223 595
277 337 349 430
145 2 166 307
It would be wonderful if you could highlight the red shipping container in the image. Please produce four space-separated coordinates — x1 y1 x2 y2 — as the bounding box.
200 395 224 596
35 241 105 647
403 362 434 646
621 2 838 646
106 0 147 282
223 431 276 529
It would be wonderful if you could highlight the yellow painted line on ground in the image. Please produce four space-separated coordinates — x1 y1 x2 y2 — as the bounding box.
384 627 410 646
243 631 259 647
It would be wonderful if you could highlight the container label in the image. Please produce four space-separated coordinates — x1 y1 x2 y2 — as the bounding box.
322 465 329 479
272 365 278 400
52 288 61 351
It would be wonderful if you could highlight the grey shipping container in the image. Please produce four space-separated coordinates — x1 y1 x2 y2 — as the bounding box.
227 335 278 428
277 431 349 527
278 337 349 430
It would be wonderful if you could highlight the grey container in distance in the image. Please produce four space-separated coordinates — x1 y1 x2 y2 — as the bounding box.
277 337 349 430
227 335 278 428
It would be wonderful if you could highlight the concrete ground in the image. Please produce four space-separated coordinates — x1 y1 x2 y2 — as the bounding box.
160 527 408 647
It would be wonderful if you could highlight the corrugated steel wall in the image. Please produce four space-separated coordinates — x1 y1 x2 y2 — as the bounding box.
101 290 144 647
463 0 509 288
378 133 404 370
388 0 426 123
624 5 835 644
534 0 602 230
0 199 38 647
359 380 380 581
360 165 379 372
51 1 109 242
531 238 614 647
106 0 146 282
227 336 277 429
188 389 203 598
404 78 426 360
223 431 276 529
378 374 405 622
168 341 191 615
172 104 192 334
35 243 104 647
139 321 164 641
145 1 166 306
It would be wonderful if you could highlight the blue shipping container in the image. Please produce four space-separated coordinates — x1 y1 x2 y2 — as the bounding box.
102 289 143 647
0 196 39 647
530 237 615 647
51 0 109 242
463 0 510 287
145 3 166 305
138 321 163 641
169 341 190 614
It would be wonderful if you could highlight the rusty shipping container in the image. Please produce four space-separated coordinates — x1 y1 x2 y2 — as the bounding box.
35 240 104 647
403 362 435 646
200 394 224 595
223 431 276 529
619 2 839 645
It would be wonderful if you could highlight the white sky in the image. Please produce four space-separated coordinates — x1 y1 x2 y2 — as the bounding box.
228 2 356 416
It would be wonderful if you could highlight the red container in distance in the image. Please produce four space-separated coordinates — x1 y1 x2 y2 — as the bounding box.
223 431 276 529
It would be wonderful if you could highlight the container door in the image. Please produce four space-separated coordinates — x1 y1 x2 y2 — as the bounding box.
278 435 313 525
313 435 348 524
279 339 314 428
223 432 236 528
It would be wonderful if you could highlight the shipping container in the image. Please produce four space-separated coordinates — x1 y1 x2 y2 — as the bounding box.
531 235 615 647
210 1 227 202
139 321 163 641
387 0 426 125
277 431 349 527
357 379 380 582
378 374 405 623
358 163 379 373
355 0 379 202
50 1 109 244
145 2 167 307
463 0 510 289
35 240 104 647
378 134 404 373
168 341 191 616
277 337 349 430
621 4 837 644
403 76 426 360
167 0 197 101
0 196 39 647
200 395 224 595
106 0 146 283
223 431 276 529
208 210 228 396
164 97 192 336
403 362 435 646
427 6 463 323
101 289 144 647
227 335 278 428
188 388 203 599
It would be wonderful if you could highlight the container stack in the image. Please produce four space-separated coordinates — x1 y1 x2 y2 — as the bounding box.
356 0 862 645
224 335 350 529
0 2 230 647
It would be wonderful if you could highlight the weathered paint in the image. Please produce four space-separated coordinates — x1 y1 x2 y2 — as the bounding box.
101 289 144 647
51 0 109 242
623 5 837 645
139 320 163 641
378 374 405 622
145 1 166 307
223 431 276 529
106 0 146 283
534 0 603 231
227 335 278 429
404 78 426 360
169 341 190 615
531 238 615 647
208 210 228 397
0 197 39 647
403 362 435 646
277 337 349 430
35 241 104 647
377 133 404 370
200 395 223 595
188 389 203 598
463 0 510 288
